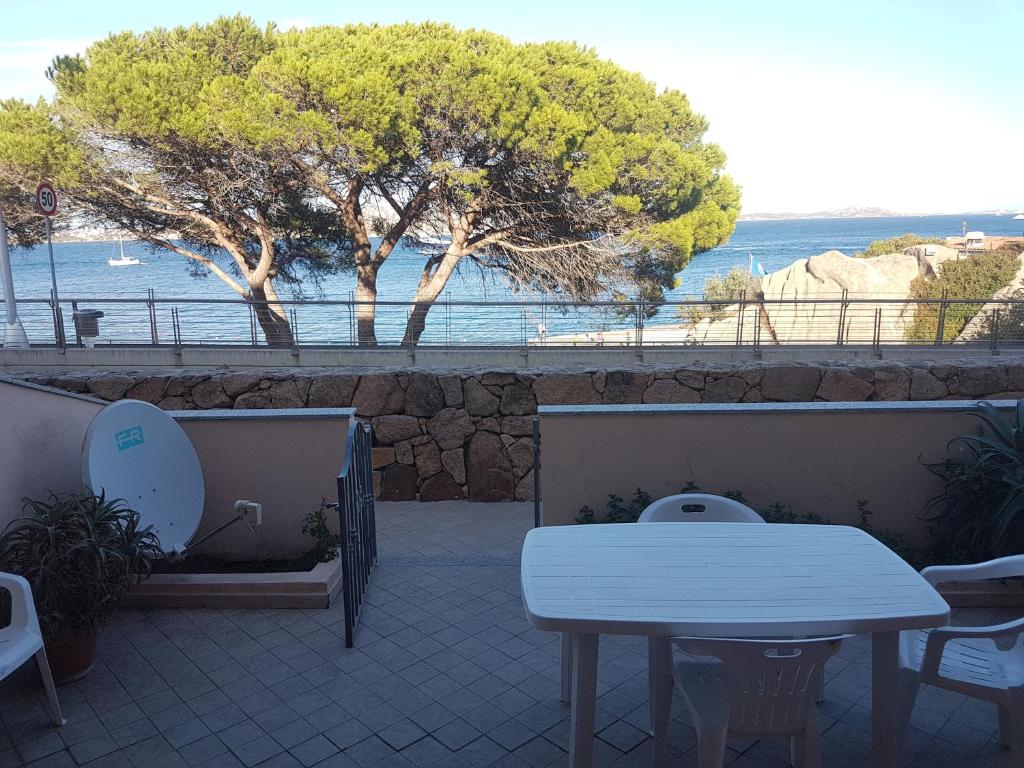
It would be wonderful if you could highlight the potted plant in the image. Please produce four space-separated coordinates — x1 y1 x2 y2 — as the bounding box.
0 492 162 683
924 400 1024 564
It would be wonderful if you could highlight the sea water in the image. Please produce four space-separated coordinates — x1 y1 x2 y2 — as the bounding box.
3 214 1021 345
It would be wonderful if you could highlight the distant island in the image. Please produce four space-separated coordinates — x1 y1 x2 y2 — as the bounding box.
739 207 902 221
739 207 1018 222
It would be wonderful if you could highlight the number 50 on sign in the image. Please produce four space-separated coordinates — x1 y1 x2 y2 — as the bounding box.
35 182 58 217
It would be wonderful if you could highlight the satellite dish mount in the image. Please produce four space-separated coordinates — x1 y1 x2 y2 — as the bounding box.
83 400 263 559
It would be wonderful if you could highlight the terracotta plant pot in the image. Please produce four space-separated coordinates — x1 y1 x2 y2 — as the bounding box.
45 629 98 684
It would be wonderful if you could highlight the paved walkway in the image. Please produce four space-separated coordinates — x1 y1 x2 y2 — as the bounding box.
0 502 1017 767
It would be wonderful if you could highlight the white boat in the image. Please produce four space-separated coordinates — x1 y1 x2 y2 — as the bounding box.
1014 213 1024 220
406 233 451 255
108 240 142 266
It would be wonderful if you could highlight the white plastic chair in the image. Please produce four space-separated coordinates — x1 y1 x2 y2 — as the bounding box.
559 495 766 704
0 572 65 726
898 555 1024 756
637 493 765 523
641 495 775 733
665 636 846 768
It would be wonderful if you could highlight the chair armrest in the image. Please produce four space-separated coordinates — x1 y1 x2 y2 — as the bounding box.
920 617 1024 681
0 572 34 632
921 555 1024 587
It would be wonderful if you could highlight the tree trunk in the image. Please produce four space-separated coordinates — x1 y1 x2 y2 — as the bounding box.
401 249 463 346
250 280 293 347
355 264 378 346
402 301 433 347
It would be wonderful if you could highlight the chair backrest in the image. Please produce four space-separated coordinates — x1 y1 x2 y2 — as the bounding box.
674 636 845 736
920 554 1024 587
638 493 765 524
0 572 38 637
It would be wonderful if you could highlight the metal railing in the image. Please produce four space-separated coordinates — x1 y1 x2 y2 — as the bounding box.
336 419 376 648
2 292 1024 350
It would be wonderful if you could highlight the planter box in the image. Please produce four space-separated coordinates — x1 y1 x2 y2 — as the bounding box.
125 555 345 609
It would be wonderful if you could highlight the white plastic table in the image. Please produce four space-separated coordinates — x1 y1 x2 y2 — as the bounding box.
521 523 950 768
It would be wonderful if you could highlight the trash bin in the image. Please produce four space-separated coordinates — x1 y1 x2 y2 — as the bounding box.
72 310 104 346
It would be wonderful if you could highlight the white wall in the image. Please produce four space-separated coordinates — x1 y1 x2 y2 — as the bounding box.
0 377 353 562
0 377 104 531
539 401 1016 545
173 410 352 560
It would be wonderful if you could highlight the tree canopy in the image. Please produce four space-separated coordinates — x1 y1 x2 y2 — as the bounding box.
0 98 81 245
3 17 348 343
0 17 740 345
257 22 739 342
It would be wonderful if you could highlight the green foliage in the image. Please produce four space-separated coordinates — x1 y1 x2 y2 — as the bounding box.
301 501 339 565
855 233 945 259
678 267 761 324
1 17 349 344
924 400 1024 563
852 498 917 567
52 17 280 142
906 249 1020 342
0 492 162 641
577 488 653 524
0 99 82 246
751 501 828 526
334 25 742 278
982 286 1024 341
0 17 739 345
576 482 921 567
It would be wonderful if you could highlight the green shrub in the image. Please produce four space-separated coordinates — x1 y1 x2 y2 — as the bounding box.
576 482 921 567
678 267 761 325
924 400 1024 563
301 500 339 565
906 248 1019 342
0 492 162 641
855 233 945 259
577 488 652 524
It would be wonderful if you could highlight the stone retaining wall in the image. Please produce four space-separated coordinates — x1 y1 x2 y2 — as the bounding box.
19 359 1024 502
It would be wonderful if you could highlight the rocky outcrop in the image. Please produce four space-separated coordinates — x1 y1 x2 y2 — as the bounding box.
755 249 923 343
904 244 960 278
764 250 918 296
957 253 1024 342
23 359 1024 502
608 245 978 346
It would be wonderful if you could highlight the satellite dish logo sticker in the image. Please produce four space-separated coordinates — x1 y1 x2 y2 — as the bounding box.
115 426 145 451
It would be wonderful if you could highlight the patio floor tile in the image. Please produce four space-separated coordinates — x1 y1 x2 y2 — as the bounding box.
377 720 427 751
288 734 339 767
2 501 1020 768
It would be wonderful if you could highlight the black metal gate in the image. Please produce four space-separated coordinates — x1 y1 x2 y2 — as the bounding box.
336 419 376 647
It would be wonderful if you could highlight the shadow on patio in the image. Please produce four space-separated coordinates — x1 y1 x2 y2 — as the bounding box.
0 501 1017 768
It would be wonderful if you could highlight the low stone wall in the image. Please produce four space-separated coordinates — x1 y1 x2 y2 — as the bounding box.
18 358 1024 502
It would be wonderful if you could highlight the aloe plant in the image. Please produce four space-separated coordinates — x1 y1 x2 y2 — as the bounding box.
0 492 162 641
925 400 1024 562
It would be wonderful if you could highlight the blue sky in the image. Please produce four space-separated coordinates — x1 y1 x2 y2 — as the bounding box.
2 0 1021 213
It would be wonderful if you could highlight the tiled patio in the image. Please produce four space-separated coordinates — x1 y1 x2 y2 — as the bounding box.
1 502 1019 768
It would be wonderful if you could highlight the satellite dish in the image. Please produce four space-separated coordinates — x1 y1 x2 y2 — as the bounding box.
83 400 204 556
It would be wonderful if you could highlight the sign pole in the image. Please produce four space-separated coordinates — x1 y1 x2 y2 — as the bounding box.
35 182 64 347
0 209 30 348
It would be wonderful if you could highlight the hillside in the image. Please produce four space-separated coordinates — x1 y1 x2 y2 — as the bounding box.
739 207 901 222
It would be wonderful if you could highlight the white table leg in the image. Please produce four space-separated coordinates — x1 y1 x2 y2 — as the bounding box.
871 631 903 768
561 631 574 703
569 632 599 768
649 636 673 767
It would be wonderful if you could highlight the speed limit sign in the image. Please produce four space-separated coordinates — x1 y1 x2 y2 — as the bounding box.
35 182 58 217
